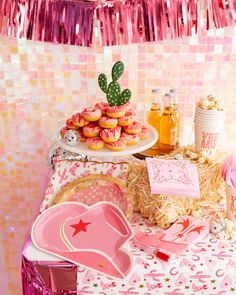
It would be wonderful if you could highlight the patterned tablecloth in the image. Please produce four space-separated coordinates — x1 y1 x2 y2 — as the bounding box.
22 213 236 295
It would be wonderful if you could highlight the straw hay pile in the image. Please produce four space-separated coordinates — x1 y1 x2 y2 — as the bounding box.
127 147 226 228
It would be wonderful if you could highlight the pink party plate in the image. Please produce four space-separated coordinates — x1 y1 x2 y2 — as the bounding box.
52 176 128 214
31 202 134 279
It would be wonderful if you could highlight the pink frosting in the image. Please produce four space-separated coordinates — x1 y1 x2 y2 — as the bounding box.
125 109 135 116
123 102 131 110
99 116 117 125
86 137 104 146
124 121 142 131
106 105 127 113
66 118 77 128
106 138 126 148
139 127 149 137
118 110 135 122
72 113 88 125
82 107 101 118
72 113 80 121
121 132 139 141
100 126 121 140
95 102 109 112
83 123 102 134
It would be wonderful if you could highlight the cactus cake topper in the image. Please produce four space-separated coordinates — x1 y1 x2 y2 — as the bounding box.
98 61 132 106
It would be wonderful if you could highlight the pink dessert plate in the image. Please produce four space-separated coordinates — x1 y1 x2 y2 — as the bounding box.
31 202 134 278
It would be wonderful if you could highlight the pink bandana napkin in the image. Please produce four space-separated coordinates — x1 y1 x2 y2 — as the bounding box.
146 158 200 198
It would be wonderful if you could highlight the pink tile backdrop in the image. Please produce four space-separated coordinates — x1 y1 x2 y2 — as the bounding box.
1 26 236 294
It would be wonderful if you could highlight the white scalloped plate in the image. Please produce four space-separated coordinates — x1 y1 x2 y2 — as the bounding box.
54 123 158 158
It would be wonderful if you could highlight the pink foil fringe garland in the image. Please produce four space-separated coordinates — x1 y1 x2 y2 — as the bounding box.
96 0 236 46
0 0 236 46
0 0 95 46
0 0 236 47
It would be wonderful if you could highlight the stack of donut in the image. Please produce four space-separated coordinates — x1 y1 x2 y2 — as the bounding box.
60 102 149 151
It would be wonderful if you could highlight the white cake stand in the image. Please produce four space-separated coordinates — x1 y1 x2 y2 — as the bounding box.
54 123 158 158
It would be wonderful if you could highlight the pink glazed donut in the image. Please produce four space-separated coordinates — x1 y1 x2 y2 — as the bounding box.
106 105 127 119
83 123 102 137
100 126 121 143
106 138 126 151
72 113 89 127
66 118 78 130
118 110 135 126
98 116 118 129
121 132 140 145
138 126 149 139
81 107 102 122
95 102 109 115
123 121 142 135
86 137 105 150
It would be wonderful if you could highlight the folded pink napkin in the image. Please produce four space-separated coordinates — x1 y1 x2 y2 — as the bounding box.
146 158 200 198
134 216 209 261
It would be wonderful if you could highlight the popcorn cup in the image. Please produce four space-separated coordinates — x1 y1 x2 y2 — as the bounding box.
194 121 224 157
226 184 236 223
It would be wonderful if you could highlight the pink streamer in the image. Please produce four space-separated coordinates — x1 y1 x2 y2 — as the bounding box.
96 0 236 46
0 0 95 47
0 1 236 46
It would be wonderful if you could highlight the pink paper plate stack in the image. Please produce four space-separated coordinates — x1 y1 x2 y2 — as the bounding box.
146 158 200 198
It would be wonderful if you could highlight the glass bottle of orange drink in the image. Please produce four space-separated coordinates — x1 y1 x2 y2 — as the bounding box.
158 93 178 153
147 89 162 149
169 88 180 148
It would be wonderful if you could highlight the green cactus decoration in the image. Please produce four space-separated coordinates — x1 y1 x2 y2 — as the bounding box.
98 61 132 106
107 81 121 106
98 73 107 93
119 89 131 105
112 61 124 81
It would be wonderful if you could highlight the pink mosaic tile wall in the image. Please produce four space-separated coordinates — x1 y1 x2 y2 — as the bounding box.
1 26 236 294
